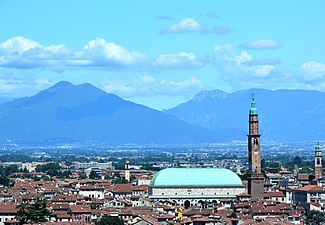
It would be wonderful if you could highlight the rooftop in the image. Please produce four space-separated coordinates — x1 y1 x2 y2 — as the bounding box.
150 168 244 187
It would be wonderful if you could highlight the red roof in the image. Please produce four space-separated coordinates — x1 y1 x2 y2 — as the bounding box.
296 185 323 192
0 203 17 214
111 184 133 194
69 205 91 214
264 191 285 197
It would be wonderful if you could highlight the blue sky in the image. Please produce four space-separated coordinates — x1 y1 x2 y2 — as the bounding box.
0 0 324 109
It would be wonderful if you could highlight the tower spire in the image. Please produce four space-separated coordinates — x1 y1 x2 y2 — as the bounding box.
247 94 264 199
315 142 322 179
249 94 258 115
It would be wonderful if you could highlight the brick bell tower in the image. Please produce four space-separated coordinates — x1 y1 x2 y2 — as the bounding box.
315 142 322 180
247 94 264 199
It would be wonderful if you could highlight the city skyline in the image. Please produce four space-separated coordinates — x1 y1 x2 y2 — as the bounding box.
0 1 324 109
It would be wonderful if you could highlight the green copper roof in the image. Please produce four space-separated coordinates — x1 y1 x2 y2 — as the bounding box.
315 142 322 152
249 94 258 115
150 168 243 187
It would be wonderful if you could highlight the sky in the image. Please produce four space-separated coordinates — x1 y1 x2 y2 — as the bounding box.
0 0 324 110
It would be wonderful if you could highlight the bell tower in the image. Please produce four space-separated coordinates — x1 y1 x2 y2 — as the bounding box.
248 95 261 173
247 94 264 199
315 142 322 179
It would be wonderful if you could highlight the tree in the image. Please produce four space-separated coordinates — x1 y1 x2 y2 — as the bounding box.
0 176 10 187
28 197 52 223
16 203 28 225
4 165 19 176
111 178 128 185
89 170 101 179
35 163 61 172
228 212 237 218
96 216 124 225
0 167 10 187
293 156 303 166
15 198 52 224
79 172 87 179
306 210 325 224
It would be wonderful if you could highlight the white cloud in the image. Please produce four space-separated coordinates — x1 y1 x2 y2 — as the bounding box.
0 36 40 53
0 36 208 72
0 37 151 71
0 79 22 93
155 52 204 69
214 44 252 64
300 61 325 81
159 18 206 34
0 37 75 70
239 39 281 50
82 38 150 68
214 44 280 89
102 75 206 97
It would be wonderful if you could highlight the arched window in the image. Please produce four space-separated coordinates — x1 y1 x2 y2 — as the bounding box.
254 138 258 145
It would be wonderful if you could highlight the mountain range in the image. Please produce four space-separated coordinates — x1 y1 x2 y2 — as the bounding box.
0 81 240 145
166 88 325 141
0 81 324 145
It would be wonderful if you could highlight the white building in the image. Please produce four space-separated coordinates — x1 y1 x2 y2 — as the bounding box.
149 168 245 208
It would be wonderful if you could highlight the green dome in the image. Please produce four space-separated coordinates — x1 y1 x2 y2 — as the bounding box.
150 168 244 187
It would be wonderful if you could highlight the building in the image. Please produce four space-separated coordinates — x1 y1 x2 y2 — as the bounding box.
315 142 322 179
74 162 112 170
0 203 17 225
148 168 245 208
292 185 324 207
247 94 264 199
125 160 130 182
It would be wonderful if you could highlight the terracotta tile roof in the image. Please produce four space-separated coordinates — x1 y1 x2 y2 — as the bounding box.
0 203 17 214
79 186 103 190
192 216 213 222
298 174 310 181
306 202 322 207
111 184 133 194
182 208 213 216
104 194 114 200
132 185 148 191
21 193 41 200
40 222 91 225
264 191 285 197
236 192 251 197
69 205 91 214
296 184 323 192
54 211 72 219
139 215 160 225
52 194 82 202
50 203 70 211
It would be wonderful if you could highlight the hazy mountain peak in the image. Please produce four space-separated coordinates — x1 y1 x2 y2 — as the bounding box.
166 88 325 141
192 90 229 102
0 81 231 144
47 81 74 92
